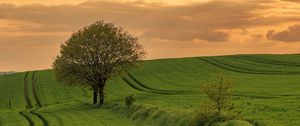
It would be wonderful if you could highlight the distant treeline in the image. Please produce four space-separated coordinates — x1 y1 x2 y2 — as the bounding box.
0 72 16 75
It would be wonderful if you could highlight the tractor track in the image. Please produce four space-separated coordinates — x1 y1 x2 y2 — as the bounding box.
122 77 161 94
128 73 189 93
8 99 13 110
30 71 49 126
31 111 49 126
23 72 33 109
19 111 34 126
32 72 42 107
200 57 300 75
233 55 300 67
19 72 35 126
20 71 51 126
123 73 196 95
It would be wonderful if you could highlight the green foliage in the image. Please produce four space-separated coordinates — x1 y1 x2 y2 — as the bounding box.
53 20 145 86
212 120 253 126
202 74 233 116
189 102 216 126
52 20 145 105
125 94 136 107
198 75 246 125
105 103 189 126
189 102 243 126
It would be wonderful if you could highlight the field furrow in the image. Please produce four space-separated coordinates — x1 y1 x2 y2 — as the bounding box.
19 112 34 126
31 71 51 126
19 72 37 126
23 72 33 109
122 77 166 94
32 72 42 107
123 75 190 95
31 111 49 126
201 57 300 75
233 55 300 67
20 71 49 126
8 99 12 110
127 73 190 94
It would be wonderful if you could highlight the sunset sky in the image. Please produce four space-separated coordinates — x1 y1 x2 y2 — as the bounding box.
1 0 300 71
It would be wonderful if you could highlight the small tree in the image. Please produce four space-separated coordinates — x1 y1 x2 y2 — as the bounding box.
53 21 145 106
202 74 233 116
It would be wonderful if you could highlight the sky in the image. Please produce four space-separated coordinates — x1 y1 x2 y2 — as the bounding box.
1 0 300 71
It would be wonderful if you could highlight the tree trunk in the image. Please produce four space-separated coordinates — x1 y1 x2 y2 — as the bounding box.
99 86 104 106
98 78 107 106
217 107 221 116
93 89 98 104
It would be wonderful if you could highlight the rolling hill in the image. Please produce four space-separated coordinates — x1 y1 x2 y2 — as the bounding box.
0 54 300 126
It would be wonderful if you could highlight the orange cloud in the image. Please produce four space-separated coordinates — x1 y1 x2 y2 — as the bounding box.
0 0 300 71
266 24 300 42
282 0 300 3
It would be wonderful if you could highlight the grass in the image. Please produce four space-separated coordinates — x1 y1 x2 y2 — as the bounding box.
1 54 300 125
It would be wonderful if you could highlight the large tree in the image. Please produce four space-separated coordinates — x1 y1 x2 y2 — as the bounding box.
53 21 145 105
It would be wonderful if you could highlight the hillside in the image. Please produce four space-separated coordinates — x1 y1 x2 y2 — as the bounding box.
1 54 300 126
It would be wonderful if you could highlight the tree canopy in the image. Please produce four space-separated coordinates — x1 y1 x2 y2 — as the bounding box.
53 20 146 105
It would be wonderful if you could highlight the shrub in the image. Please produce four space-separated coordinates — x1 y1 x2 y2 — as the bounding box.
202 74 233 116
190 74 244 126
125 94 136 107
189 102 215 126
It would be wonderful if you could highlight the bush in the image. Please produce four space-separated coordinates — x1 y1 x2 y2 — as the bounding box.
194 74 251 126
212 120 253 126
125 94 136 107
190 102 216 126
202 74 233 116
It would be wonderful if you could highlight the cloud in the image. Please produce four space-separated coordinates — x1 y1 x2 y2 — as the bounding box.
0 0 296 42
266 24 300 42
2 0 300 71
142 30 229 42
282 0 300 3
251 34 264 41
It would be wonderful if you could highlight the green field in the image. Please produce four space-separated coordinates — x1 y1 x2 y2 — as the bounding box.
1 54 300 126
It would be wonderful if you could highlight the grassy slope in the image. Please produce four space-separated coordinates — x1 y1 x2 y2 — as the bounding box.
1 54 300 126
0 71 136 126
